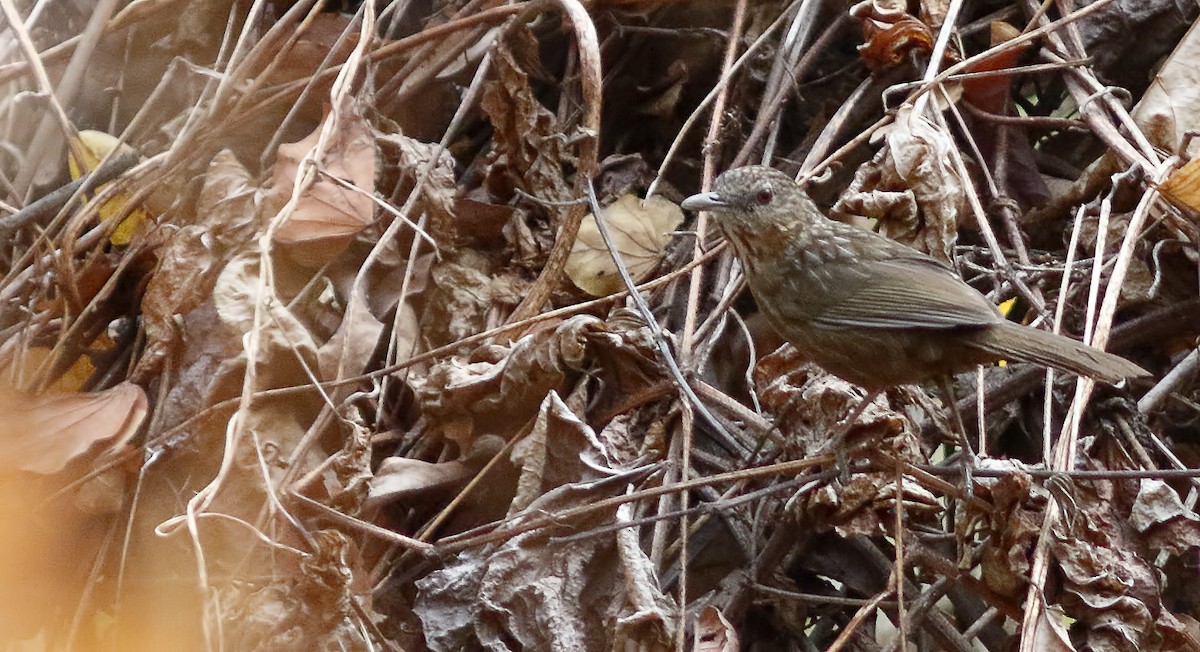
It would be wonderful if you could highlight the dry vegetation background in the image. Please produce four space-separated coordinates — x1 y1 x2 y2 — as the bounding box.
5 0 1200 650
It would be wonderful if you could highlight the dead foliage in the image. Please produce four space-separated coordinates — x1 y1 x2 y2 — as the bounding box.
2 1 1200 650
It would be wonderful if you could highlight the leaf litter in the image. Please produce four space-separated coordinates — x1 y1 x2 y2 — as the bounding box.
2 2 1200 651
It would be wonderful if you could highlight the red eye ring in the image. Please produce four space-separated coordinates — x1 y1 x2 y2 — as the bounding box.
754 188 774 205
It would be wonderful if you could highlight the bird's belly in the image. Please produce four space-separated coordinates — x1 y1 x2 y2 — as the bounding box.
779 322 996 389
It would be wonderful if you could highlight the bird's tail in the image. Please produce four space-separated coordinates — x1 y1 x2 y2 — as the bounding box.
970 322 1148 383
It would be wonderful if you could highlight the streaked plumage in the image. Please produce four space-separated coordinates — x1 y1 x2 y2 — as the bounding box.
681 166 1148 389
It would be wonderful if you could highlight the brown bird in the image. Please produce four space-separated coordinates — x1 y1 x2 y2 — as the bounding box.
680 166 1148 395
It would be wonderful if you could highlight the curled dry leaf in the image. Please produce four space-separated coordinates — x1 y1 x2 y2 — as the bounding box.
1128 479 1200 555
1130 7 1200 151
366 435 504 510
753 346 929 534
753 345 918 459
1159 157 1200 214
414 394 659 651
420 250 509 348
212 253 319 384
693 606 738 652
270 96 378 263
1049 477 1165 650
961 22 1032 112
376 129 457 241
565 193 683 297
613 501 676 648
971 460 1045 597
1030 603 1079 652
0 382 146 475
134 150 258 382
411 315 601 445
509 390 612 515
833 105 964 260
480 24 573 203
316 288 385 383
850 0 935 73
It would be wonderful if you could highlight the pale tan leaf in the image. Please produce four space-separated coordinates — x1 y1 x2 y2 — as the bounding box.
0 382 147 475
1133 19 1200 151
1160 157 1200 212
366 435 503 509
212 254 318 359
270 97 378 257
317 289 385 382
1030 603 1078 652
565 194 683 296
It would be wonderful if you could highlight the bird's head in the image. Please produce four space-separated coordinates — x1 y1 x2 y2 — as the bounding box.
681 166 822 252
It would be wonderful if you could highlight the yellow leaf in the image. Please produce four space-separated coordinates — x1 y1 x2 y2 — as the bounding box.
67 130 148 245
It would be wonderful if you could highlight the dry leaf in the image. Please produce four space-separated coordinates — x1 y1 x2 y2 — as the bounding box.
565 193 683 296
366 435 504 509
134 150 259 382
1132 17 1200 151
1159 157 1200 212
212 253 319 383
693 607 738 652
0 382 147 475
317 289 385 383
480 25 574 203
414 393 652 651
412 315 601 445
961 22 1033 112
270 96 378 262
833 104 964 260
1128 479 1200 554
376 129 457 241
67 129 149 245
850 1 935 73
1030 604 1078 652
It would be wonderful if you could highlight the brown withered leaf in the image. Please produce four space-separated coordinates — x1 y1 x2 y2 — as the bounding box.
366 435 504 510
377 129 456 218
971 460 1045 597
480 25 573 203
1049 478 1164 650
1029 604 1079 652
753 346 929 535
419 249 527 349
850 1 934 73
1159 157 1200 214
612 501 676 650
1131 11 1200 151
212 253 319 386
134 150 257 382
1079 211 1155 304
270 96 378 263
0 382 146 475
565 194 683 297
411 315 602 446
509 390 607 514
833 105 964 260
317 288 384 383
257 13 358 90
961 22 1032 112
414 394 659 651
753 345 918 459
1128 479 1200 555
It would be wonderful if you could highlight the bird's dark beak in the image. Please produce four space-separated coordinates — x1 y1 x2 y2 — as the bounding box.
681 191 729 212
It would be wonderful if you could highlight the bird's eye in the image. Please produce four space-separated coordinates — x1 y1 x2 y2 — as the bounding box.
754 187 774 205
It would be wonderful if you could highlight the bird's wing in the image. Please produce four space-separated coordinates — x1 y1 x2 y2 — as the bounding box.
811 255 1002 330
